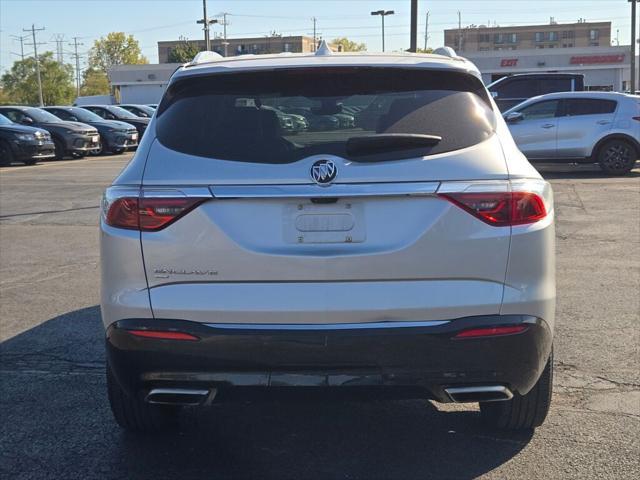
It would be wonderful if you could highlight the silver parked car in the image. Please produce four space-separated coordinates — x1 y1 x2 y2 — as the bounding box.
101 47 556 432
504 92 640 175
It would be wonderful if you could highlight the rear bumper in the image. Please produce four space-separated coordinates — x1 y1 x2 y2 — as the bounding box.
106 314 553 403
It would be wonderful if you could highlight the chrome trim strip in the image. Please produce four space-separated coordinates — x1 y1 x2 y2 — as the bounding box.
145 388 210 405
209 182 440 199
437 180 510 194
444 385 513 403
204 320 450 331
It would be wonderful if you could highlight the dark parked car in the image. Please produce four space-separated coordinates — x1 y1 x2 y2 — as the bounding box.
0 113 55 165
79 105 149 139
487 73 585 111
0 106 99 160
43 106 138 155
119 104 156 118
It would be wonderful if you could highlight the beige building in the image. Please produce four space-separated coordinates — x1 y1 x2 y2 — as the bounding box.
445 21 611 53
158 36 319 63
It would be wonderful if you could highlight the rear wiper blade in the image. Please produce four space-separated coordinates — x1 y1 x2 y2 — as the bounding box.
346 133 442 156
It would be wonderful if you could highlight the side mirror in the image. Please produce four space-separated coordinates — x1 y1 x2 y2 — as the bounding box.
21 117 34 125
505 112 524 123
69 116 78 122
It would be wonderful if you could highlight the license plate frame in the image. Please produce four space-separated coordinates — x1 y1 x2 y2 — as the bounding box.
283 202 366 244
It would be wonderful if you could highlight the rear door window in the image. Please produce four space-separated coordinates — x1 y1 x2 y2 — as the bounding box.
496 79 534 99
563 98 617 116
156 67 495 164
537 78 572 95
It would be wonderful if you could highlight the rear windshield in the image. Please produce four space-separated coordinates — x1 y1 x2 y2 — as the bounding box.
157 67 495 164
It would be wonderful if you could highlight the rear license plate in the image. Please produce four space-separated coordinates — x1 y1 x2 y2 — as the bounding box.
284 202 366 244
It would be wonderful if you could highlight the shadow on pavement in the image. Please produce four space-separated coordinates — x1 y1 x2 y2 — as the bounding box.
535 160 640 179
0 307 533 479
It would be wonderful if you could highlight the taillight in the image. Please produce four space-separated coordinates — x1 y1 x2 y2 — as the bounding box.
439 191 547 226
127 329 200 341
103 188 208 231
454 325 528 339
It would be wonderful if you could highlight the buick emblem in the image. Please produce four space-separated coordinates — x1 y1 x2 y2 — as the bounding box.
310 159 337 185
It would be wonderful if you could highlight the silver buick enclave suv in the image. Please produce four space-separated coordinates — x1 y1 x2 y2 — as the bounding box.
101 46 556 432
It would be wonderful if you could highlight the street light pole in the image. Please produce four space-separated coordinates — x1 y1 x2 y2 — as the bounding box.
630 0 638 93
371 10 395 52
197 0 217 51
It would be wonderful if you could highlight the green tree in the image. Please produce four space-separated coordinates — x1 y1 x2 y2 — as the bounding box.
168 38 201 63
415 47 434 54
331 37 367 52
88 32 148 74
0 52 75 105
80 68 110 96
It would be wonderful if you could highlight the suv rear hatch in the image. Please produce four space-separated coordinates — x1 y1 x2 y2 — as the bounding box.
139 66 513 324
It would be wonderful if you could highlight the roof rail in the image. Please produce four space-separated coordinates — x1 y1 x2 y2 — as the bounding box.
315 40 333 56
433 46 457 58
188 50 223 66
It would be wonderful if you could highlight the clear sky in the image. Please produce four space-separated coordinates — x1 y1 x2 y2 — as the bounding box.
0 0 635 74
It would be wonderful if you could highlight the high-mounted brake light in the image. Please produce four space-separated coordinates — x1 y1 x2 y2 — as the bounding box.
127 329 200 341
104 194 208 231
454 325 528 339
439 191 547 226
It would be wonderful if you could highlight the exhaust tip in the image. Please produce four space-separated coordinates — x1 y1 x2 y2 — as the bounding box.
145 388 211 406
444 385 513 403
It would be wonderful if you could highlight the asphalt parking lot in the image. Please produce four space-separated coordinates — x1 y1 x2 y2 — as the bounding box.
0 154 638 479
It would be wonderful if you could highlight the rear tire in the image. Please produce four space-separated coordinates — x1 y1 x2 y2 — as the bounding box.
106 361 178 433
480 350 553 430
23 158 38 166
110 147 125 155
597 139 637 176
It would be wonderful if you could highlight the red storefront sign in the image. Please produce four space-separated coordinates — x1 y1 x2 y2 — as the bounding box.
500 58 518 67
570 54 625 65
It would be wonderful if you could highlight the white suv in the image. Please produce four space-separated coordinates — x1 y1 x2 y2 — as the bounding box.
101 47 556 432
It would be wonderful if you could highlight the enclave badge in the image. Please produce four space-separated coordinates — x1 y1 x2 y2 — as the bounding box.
310 159 337 185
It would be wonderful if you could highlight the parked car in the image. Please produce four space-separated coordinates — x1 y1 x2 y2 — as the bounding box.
119 104 156 119
146 104 158 109
504 92 640 175
0 113 55 165
282 107 340 130
487 73 585 112
79 105 149 139
0 106 99 159
43 106 139 156
101 48 555 433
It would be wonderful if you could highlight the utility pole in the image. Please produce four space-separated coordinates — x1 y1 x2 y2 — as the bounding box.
409 0 418 52
70 37 83 98
312 17 317 51
424 11 430 51
221 13 229 56
52 34 65 64
197 0 217 50
371 10 394 52
10 34 29 60
631 0 638 93
24 24 45 107
458 11 462 52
